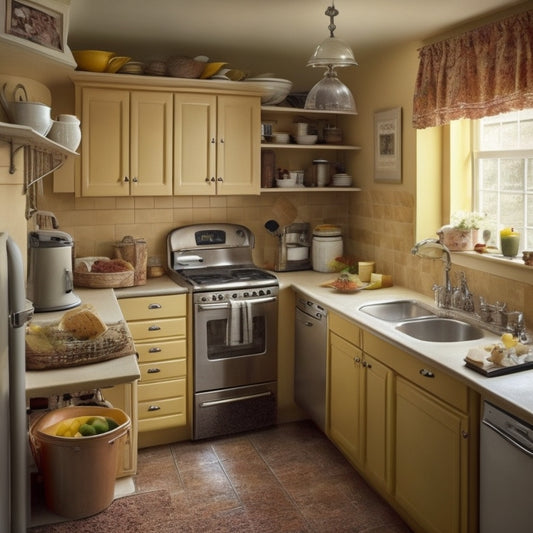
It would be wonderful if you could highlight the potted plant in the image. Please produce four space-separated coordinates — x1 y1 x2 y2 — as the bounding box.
437 211 486 251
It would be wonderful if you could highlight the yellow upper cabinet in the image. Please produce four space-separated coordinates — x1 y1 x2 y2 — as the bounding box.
76 87 173 197
174 93 260 195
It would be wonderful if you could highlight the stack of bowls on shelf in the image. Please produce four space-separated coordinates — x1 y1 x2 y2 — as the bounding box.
331 173 353 187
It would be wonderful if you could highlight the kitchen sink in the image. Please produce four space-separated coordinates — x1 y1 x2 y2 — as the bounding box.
395 317 485 342
359 300 436 322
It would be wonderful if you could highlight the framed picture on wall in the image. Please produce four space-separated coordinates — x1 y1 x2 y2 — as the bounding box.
0 0 75 65
374 107 402 183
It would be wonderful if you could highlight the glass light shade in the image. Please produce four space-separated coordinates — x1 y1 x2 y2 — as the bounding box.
307 36 358 67
304 68 357 112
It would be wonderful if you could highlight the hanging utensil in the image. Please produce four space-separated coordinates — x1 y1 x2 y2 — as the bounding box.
264 219 280 236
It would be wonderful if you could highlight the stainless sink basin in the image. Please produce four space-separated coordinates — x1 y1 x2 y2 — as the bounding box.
395 317 485 342
359 300 436 322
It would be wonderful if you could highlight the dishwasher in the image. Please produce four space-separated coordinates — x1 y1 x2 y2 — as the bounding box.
294 292 327 432
480 401 533 533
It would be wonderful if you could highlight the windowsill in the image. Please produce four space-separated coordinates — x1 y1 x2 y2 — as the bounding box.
451 251 533 285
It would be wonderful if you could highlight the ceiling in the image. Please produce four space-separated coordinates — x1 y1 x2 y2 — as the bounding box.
65 0 529 91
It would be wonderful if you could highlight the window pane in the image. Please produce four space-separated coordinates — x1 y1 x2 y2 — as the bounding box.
521 119 533 148
500 159 524 191
479 159 498 188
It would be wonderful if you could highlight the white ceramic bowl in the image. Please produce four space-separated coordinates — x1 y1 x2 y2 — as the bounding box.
276 177 297 188
245 77 293 105
274 132 290 144
296 134 318 145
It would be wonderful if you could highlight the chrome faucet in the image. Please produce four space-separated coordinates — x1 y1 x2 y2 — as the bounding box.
411 238 452 308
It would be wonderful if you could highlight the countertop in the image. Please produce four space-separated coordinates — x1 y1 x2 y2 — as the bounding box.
26 287 140 398
275 270 533 424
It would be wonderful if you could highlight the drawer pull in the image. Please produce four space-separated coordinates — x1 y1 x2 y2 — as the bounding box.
419 368 435 378
148 303 162 310
147 405 161 411
147 368 161 374
148 325 161 331
149 347 162 353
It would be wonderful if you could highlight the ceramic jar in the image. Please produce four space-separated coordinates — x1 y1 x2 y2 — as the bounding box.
47 114 81 151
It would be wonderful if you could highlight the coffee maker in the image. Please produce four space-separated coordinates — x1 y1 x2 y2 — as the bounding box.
27 229 81 312
274 223 312 272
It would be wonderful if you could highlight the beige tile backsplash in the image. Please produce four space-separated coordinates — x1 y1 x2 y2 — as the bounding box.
37 180 532 327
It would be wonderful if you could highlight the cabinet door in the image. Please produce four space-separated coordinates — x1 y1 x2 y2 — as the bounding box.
328 332 362 465
173 93 217 195
395 377 469 533
216 95 260 195
79 87 130 196
362 353 393 494
130 91 173 196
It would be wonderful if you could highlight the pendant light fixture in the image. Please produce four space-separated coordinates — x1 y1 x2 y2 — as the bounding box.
305 2 357 112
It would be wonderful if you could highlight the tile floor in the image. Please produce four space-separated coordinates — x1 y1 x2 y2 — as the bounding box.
134 420 412 532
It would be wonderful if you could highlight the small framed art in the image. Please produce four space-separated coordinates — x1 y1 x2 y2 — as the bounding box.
374 107 402 183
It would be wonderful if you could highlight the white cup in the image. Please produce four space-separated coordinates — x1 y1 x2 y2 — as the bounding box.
296 122 308 136
358 261 375 282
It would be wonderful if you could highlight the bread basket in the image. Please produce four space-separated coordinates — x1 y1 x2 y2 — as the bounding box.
74 271 134 289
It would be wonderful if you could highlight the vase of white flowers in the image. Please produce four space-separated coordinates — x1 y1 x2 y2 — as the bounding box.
438 211 486 251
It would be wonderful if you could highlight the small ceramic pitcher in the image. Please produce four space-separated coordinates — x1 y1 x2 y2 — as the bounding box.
47 114 81 151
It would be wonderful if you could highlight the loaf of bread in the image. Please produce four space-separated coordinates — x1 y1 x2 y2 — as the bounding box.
91 258 134 273
58 304 108 340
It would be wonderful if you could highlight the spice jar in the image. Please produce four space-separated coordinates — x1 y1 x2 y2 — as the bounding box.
324 127 342 144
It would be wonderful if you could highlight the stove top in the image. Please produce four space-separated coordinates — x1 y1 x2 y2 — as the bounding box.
169 266 278 292
167 224 279 292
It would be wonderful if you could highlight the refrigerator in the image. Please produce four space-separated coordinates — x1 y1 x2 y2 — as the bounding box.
0 232 33 532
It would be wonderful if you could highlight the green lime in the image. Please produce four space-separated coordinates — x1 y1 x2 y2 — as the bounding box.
79 423 97 436
105 417 119 430
90 418 109 434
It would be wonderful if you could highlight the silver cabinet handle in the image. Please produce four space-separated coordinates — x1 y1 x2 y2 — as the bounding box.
419 368 435 378
148 325 161 331
147 368 160 374
149 347 162 353
200 391 272 408
147 405 161 411
124 176 129 182
148 303 162 309
132 176 138 183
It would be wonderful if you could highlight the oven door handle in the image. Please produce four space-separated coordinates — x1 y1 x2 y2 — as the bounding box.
200 391 272 408
197 296 277 311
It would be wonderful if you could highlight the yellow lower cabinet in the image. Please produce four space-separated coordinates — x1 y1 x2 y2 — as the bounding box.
101 382 138 476
395 376 469 533
361 353 393 494
119 294 188 448
328 332 362 465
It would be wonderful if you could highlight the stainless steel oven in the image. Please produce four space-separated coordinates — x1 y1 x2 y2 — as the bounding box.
167 224 279 440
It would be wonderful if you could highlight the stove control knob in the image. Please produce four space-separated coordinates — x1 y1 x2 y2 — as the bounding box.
218 294 224 300
211 295 217 301
258 290 265 296
243 292 249 297
232 293 238 299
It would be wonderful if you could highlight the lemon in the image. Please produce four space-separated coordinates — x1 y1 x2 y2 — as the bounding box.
501 333 518 349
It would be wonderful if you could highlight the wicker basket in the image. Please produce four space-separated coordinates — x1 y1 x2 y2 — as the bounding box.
74 270 134 288
26 321 135 370
166 56 204 78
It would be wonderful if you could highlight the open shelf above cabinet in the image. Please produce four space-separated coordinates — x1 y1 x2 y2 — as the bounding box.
261 186 362 192
0 121 78 188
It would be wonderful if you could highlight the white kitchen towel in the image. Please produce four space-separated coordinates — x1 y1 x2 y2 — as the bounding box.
242 300 254 345
227 300 244 345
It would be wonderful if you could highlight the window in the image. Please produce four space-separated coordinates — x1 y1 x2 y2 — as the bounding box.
474 109 533 251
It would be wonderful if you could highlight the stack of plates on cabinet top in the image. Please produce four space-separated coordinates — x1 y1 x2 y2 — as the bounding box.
332 173 352 187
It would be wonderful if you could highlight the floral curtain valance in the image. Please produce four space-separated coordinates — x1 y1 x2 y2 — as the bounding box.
412 10 533 129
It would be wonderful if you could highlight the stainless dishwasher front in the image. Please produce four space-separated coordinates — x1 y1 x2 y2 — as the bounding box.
480 401 533 533
294 292 327 432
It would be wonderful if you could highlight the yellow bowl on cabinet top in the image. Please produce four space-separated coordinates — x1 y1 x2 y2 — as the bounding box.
105 56 131 73
200 62 227 79
73 50 117 72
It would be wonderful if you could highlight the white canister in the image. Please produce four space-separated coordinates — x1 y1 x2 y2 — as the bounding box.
312 226 343 272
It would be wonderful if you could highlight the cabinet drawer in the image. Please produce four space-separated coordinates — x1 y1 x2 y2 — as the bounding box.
129 317 185 340
119 294 186 320
138 411 186 431
329 312 361 346
138 378 185 402
136 338 187 362
138 397 185 421
139 359 186 382
363 331 468 412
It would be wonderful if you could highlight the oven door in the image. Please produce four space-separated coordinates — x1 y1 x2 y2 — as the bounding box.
194 294 278 391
